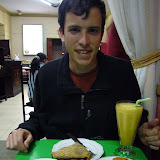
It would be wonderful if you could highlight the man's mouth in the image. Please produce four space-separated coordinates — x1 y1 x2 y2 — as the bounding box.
76 50 91 54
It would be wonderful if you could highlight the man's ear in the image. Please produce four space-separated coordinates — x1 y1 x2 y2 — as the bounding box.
59 28 64 42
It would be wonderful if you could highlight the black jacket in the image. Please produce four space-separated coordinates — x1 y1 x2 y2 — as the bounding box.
19 51 148 141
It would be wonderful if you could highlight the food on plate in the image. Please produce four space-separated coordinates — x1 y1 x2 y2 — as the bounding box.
112 157 128 160
51 142 93 159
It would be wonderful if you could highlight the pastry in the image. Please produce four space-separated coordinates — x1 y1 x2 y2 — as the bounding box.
51 142 93 159
112 157 128 160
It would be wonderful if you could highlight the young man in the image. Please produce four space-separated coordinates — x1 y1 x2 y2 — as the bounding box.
6 0 160 154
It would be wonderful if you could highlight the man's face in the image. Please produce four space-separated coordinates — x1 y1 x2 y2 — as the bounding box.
60 7 103 74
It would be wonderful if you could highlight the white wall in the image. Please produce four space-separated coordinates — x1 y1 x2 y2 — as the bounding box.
11 16 60 61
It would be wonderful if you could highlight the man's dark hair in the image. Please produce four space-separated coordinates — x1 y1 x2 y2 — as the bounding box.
30 53 47 74
58 0 106 34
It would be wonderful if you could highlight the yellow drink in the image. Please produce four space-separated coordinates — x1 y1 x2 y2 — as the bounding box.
116 102 143 146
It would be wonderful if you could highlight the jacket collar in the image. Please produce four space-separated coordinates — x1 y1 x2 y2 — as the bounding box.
57 51 112 92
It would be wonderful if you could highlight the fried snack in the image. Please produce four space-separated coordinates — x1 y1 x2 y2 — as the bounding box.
51 142 93 159
113 157 128 160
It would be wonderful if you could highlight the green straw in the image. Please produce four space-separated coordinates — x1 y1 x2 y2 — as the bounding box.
136 98 151 106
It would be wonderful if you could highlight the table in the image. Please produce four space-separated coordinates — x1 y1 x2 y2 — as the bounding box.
0 67 7 100
4 60 22 98
0 141 18 160
14 139 147 160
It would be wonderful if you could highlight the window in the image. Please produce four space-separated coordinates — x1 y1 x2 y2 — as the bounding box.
23 25 43 55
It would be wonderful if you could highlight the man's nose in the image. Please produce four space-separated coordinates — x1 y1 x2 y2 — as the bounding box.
79 31 89 47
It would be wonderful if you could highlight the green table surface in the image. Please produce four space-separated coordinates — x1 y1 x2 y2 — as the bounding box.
14 139 147 160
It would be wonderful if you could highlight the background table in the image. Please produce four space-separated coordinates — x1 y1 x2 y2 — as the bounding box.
14 139 147 160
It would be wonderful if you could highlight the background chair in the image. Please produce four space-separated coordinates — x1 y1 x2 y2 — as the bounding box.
21 65 34 122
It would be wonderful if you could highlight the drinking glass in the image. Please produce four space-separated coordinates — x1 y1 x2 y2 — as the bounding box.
114 100 143 159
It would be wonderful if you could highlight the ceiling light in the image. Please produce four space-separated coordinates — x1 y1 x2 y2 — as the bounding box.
40 0 63 7
50 0 63 7
40 0 52 6
17 10 22 15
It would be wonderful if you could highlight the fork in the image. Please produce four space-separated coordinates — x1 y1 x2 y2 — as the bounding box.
67 132 96 156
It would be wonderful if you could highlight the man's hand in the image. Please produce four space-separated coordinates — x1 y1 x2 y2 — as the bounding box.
138 118 160 150
6 128 33 153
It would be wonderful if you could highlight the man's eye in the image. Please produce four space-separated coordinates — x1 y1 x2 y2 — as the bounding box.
89 28 99 34
70 28 80 33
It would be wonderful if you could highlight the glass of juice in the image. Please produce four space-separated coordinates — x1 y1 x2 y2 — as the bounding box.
114 100 143 159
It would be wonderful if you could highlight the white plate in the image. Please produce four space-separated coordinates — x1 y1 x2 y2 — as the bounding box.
99 156 131 160
35 158 53 160
52 138 104 160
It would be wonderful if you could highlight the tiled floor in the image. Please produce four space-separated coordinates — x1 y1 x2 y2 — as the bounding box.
0 84 34 140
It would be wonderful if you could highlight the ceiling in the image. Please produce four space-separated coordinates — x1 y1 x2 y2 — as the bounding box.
0 0 60 16
0 0 109 16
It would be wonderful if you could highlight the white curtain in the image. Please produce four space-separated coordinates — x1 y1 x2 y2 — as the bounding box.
107 0 160 121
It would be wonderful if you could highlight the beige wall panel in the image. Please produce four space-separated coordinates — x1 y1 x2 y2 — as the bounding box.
11 33 23 59
0 25 5 33
11 16 59 61
4 12 11 53
44 33 59 38
0 11 11 53
4 12 11 33
0 35 5 39
0 25 5 39
41 18 59 34
0 10 4 24
4 31 10 39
